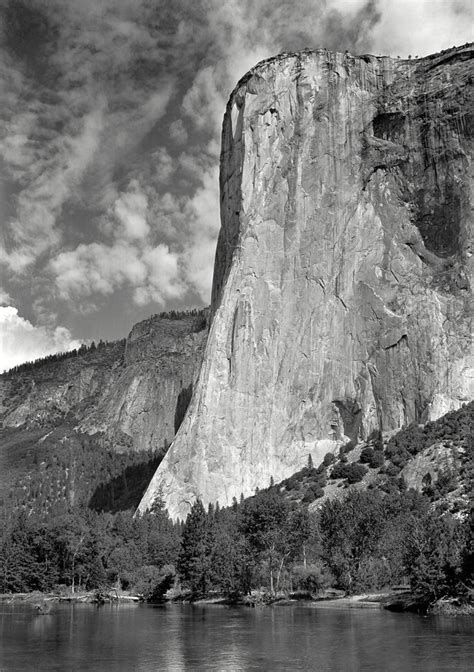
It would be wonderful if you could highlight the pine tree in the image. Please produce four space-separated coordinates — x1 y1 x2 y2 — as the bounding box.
177 500 211 596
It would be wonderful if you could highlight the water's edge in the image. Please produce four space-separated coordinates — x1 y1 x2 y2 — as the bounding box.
2 590 473 615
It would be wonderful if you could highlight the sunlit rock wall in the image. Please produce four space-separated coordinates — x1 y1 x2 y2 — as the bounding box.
139 45 473 520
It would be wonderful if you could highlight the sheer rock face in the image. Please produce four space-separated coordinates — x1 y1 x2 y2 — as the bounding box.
139 46 473 520
0 314 207 453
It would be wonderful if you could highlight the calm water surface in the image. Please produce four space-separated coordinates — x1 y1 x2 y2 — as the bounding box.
0 602 472 671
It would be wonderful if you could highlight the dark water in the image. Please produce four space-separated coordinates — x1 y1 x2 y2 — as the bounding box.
0 602 473 671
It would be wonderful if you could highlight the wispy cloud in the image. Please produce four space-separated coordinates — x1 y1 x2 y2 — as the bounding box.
0 0 175 272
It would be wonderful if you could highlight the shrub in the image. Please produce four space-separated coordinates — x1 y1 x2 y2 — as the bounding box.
435 469 458 496
130 565 163 596
331 462 367 483
341 440 356 454
323 452 336 467
371 450 385 468
307 471 327 488
359 447 375 464
302 484 325 503
359 447 385 468
147 566 176 603
330 462 346 479
292 563 333 593
285 475 300 491
384 463 401 477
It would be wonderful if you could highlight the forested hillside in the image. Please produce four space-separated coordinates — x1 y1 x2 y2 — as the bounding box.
1 403 472 610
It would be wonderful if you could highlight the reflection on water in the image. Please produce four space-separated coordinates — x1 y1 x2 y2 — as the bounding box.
1 601 473 671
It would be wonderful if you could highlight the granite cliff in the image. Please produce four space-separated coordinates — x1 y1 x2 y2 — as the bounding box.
0 311 207 453
139 45 473 520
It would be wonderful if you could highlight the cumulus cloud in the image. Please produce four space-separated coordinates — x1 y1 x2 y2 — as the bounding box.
134 246 183 306
0 306 83 373
49 164 218 308
50 181 184 309
51 238 183 309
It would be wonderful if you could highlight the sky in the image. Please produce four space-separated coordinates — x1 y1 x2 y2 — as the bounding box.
0 0 472 372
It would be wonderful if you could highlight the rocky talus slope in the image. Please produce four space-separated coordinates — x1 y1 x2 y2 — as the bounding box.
139 46 473 520
0 313 207 452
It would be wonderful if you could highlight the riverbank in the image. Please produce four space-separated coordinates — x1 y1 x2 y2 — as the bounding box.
0 590 143 605
175 588 474 616
305 593 473 616
2 589 472 616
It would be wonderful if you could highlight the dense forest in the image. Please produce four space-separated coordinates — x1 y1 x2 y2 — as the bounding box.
1 406 472 609
5 432 164 515
1 483 472 607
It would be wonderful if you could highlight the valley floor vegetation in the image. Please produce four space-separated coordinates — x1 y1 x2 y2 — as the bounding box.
1 403 472 611
1 482 472 611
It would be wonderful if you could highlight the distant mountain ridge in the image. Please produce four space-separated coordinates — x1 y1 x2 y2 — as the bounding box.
0 309 207 451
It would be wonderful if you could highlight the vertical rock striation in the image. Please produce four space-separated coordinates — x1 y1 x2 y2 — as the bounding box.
139 46 473 520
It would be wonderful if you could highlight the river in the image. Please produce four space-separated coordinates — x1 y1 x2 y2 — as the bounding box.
0 601 472 671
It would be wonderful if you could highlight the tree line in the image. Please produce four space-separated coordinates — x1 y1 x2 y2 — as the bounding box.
2 339 125 377
175 488 472 603
1 483 471 606
0 500 180 597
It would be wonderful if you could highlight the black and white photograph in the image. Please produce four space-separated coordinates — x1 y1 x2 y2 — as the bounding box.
0 1 473 669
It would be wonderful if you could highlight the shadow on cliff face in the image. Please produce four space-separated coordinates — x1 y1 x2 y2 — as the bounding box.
174 383 193 434
371 102 466 260
88 381 194 514
412 187 462 258
89 452 163 513
372 111 406 143
88 380 195 514
333 399 362 443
